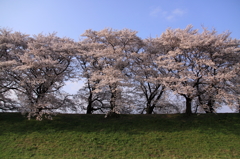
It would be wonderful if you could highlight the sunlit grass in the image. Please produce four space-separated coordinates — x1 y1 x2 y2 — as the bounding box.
0 113 240 158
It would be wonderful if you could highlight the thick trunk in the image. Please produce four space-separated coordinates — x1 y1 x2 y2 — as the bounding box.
146 106 154 114
86 104 93 114
145 87 164 114
185 97 192 115
37 108 43 114
146 101 154 114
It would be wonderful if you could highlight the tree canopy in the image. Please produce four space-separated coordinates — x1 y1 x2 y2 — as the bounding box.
1 25 239 119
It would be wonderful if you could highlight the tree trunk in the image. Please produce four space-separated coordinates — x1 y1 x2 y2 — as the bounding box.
86 92 93 114
110 90 117 110
145 87 164 114
185 97 192 115
37 108 43 114
86 103 93 114
109 84 117 110
205 98 215 113
194 104 199 113
146 103 154 114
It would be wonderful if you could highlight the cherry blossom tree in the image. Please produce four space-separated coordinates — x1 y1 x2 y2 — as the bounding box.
78 28 143 115
17 33 77 120
155 25 240 115
0 28 28 111
75 41 108 114
130 38 167 114
225 51 240 113
1 26 239 117
0 29 77 119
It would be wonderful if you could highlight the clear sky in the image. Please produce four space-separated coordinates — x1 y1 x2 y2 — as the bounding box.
1 0 239 112
1 0 240 40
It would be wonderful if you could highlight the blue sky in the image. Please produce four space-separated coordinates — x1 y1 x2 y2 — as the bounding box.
1 0 240 40
1 0 239 112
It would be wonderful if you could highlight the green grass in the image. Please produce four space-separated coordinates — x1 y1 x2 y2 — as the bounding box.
0 113 240 158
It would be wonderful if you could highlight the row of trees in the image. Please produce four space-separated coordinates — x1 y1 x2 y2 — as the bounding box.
1 25 239 120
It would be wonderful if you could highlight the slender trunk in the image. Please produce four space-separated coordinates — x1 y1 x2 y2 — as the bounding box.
205 98 215 113
35 95 43 115
109 85 117 110
185 97 192 115
86 87 93 114
109 83 119 110
197 95 204 113
110 91 116 110
237 99 240 113
194 104 199 114
209 106 215 113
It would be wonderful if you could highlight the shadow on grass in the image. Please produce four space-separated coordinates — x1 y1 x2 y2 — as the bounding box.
0 113 240 137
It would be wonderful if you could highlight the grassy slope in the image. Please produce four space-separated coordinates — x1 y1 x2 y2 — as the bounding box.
0 113 240 159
